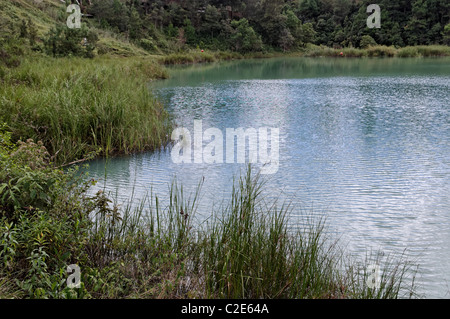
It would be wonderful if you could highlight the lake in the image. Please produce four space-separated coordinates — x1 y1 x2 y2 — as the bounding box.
86 57 450 298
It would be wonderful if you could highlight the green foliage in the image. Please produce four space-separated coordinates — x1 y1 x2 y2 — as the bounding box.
360 35 377 49
443 24 450 45
139 38 159 53
27 18 38 46
0 57 171 166
0 129 419 298
2 0 450 55
0 38 25 68
230 19 263 53
44 24 99 58
183 18 197 46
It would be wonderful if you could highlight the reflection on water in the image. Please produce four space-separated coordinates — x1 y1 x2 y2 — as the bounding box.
87 57 450 298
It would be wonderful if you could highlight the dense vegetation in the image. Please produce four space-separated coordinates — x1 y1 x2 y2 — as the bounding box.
0 55 171 165
82 0 450 53
0 129 418 298
2 0 449 59
0 0 444 299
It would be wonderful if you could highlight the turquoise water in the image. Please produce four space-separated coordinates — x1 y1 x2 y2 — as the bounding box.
87 57 450 298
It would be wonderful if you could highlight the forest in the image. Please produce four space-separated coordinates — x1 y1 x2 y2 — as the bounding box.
80 0 450 53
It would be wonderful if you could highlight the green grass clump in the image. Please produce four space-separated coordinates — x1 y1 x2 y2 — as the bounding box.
0 56 171 166
415 45 450 57
302 45 450 58
366 45 397 57
160 51 217 65
397 46 421 57
342 47 367 57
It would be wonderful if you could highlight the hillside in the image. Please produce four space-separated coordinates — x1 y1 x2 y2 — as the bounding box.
0 0 149 57
2 0 449 61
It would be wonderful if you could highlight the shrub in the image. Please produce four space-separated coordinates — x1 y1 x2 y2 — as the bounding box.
397 46 420 57
416 45 450 57
230 19 263 53
360 35 377 49
139 38 158 53
44 24 99 58
366 45 396 57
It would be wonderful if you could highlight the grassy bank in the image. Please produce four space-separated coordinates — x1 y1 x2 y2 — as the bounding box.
0 55 171 166
158 49 280 65
0 129 418 299
157 45 450 66
300 44 450 58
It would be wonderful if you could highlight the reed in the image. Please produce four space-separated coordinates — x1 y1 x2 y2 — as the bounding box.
303 45 450 58
0 56 172 166
0 157 419 299
160 52 217 65
81 166 418 299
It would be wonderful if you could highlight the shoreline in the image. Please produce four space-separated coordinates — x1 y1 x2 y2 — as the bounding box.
155 45 450 65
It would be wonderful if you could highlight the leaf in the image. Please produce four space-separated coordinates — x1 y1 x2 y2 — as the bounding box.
0 183 7 195
61 251 71 260
39 192 48 201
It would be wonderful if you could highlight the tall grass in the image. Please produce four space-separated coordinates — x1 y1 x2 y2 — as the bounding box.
303 44 450 58
160 51 217 65
195 170 342 298
0 156 419 299
0 56 172 165
159 50 281 65
76 167 418 299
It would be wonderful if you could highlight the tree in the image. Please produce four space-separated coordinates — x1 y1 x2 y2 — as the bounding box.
230 18 263 52
301 22 316 45
443 23 450 45
89 0 129 32
279 28 295 51
360 35 377 48
298 0 319 21
44 24 98 58
259 0 287 46
27 18 38 46
183 18 197 45
128 6 143 40
202 5 223 38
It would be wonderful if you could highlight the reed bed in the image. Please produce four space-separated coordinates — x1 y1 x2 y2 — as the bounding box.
74 167 418 299
0 56 172 166
0 157 419 299
303 45 450 58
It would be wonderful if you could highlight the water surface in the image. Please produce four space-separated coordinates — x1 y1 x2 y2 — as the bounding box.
87 57 450 298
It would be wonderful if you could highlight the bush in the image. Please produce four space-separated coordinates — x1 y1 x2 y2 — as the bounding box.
230 19 263 53
366 45 396 57
397 46 420 57
443 24 450 45
139 38 159 53
44 24 99 58
0 38 24 68
360 35 377 49
416 45 450 57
